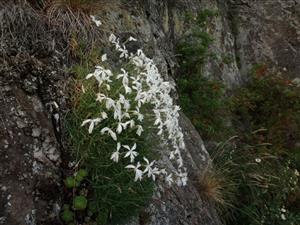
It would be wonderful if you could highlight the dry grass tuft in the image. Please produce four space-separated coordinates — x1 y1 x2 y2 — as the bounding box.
41 0 120 55
195 169 226 205
194 166 238 223
45 0 116 15
0 1 67 57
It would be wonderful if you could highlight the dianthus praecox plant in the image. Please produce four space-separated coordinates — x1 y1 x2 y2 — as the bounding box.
81 16 187 186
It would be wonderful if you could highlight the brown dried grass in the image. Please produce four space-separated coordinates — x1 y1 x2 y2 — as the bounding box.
42 0 120 55
196 170 226 205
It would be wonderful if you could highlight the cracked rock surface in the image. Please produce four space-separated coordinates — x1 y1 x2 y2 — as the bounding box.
0 3 69 224
0 0 299 224
0 85 60 225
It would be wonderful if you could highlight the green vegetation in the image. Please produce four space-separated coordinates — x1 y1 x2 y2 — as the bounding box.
215 70 300 224
30 0 104 11
212 131 300 224
231 66 300 161
176 10 228 140
222 54 234 65
73 196 88 210
61 169 89 223
187 70 300 224
64 169 88 188
63 46 155 224
176 10 300 225
61 206 75 223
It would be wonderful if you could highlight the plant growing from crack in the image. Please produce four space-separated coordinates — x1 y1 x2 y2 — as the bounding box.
65 16 188 224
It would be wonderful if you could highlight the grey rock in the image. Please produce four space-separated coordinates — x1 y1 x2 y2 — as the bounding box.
1 0 298 225
0 3 67 224
32 128 41 138
227 0 300 79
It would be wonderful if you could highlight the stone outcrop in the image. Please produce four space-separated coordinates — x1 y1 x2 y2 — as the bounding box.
227 0 300 79
0 3 69 224
0 0 299 224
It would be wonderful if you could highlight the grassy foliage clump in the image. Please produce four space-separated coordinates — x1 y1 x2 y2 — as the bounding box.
44 0 116 16
176 12 300 223
231 66 300 164
195 167 234 208
178 75 227 140
177 10 216 69
29 0 120 57
64 28 188 223
211 69 300 224
176 10 228 140
65 48 154 224
211 132 300 225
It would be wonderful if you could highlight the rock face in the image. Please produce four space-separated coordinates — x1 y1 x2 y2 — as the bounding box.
0 0 299 224
0 3 69 224
227 0 300 79
0 85 60 225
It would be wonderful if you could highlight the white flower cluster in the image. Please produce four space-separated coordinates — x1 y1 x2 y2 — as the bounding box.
90 15 102 27
82 18 188 186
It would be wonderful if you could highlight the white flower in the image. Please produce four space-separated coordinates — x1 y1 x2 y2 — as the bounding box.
96 93 106 102
295 169 299 176
255 158 262 163
123 143 138 163
86 72 98 80
143 157 154 172
169 151 175 160
119 94 131 111
117 142 121 151
157 128 163 135
136 125 143 136
143 157 158 181
177 157 184 168
101 112 108 119
81 118 102 134
101 127 117 141
118 45 128 58
176 171 188 186
281 214 286 220
82 31 188 185
110 151 119 162
120 121 129 130
132 56 144 68
116 123 123 134
81 85 86 93
129 120 135 128
109 33 117 43
124 85 132 94
117 68 128 80
121 120 135 129
117 69 131 92
165 174 174 186
154 117 162 126
117 68 129 86
90 15 102 26
122 112 130 120
101 54 107 62
105 98 115 110
110 142 121 162
125 162 143 181
128 36 137 42
133 107 144 122
131 76 142 91
86 66 112 86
